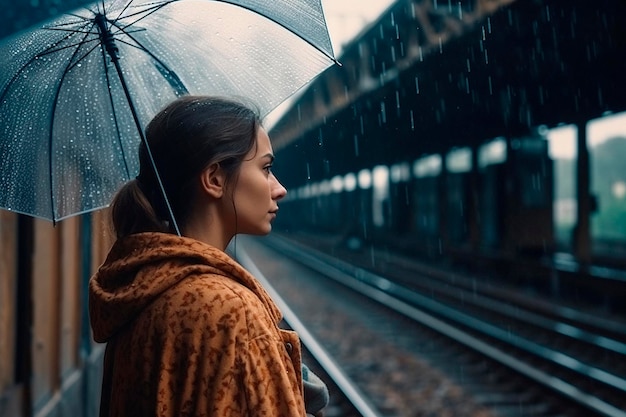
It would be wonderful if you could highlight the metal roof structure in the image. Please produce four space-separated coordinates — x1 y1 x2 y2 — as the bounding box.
269 0 626 170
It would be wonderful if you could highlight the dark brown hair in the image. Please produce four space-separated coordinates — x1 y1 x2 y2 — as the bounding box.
110 95 261 239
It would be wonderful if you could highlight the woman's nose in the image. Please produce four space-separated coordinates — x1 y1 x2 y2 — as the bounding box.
271 174 287 200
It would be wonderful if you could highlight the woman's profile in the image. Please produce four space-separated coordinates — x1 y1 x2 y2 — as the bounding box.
89 95 328 416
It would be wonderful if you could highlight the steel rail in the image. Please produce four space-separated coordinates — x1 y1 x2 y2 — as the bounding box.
236 246 384 417
263 235 626 417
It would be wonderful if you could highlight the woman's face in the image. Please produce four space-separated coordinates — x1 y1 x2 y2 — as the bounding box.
231 127 287 235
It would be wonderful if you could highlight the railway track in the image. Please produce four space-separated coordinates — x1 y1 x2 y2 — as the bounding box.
238 234 626 417
237 246 384 417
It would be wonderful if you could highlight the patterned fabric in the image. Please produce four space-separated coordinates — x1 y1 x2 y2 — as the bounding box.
89 232 306 417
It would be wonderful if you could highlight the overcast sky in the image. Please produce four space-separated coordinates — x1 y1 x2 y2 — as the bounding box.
266 0 396 126
322 0 396 55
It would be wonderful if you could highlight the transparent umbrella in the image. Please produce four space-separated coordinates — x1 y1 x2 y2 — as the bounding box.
0 0 336 225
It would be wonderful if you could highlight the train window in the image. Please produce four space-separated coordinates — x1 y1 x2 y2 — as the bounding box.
588 112 626 256
372 165 390 227
331 175 344 193
478 138 506 168
344 173 358 192
390 162 411 183
515 157 551 208
310 183 321 198
358 169 372 189
513 137 551 208
547 124 577 250
446 148 472 173
413 154 441 178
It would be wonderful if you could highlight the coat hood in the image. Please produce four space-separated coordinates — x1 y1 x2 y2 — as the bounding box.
89 232 281 343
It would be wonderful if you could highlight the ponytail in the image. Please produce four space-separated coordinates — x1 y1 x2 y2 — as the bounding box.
110 179 169 239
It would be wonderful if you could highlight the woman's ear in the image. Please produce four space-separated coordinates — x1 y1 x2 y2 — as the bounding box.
200 163 225 198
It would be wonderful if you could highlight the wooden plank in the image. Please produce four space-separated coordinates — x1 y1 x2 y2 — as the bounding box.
60 218 80 377
31 219 60 408
0 211 17 393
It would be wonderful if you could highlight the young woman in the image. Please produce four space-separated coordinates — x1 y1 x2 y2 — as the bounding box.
89 96 328 416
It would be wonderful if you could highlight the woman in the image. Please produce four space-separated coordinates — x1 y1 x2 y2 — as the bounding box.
89 96 327 417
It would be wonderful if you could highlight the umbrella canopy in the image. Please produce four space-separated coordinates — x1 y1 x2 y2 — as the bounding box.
0 0 336 223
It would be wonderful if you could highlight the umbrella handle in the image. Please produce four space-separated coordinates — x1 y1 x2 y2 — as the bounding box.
95 13 181 236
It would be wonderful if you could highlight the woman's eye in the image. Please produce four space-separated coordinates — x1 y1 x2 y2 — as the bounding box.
264 164 273 173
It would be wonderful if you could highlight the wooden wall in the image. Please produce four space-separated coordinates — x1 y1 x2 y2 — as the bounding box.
0 210 113 417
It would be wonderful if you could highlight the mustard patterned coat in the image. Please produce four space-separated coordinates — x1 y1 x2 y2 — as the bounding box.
89 232 306 417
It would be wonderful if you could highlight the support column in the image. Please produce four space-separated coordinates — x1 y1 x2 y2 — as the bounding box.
468 145 481 251
574 121 591 264
438 151 449 253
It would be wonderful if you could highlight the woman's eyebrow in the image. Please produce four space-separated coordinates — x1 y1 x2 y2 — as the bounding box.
263 153 275 162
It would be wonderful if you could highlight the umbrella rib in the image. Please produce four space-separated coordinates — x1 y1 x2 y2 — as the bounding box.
114 36 189 95
45 15 92 29
37 19 97 56
0 26 86 105
66 42 103 72
46 24 95 222
109 0 175 24
108 0 133 22
35 21 93 55
37 36 99 57
216 1 338 63
45 27 99 35
94 12 181 235
98 42 132 181
110 1 176 29
43 16 92 31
